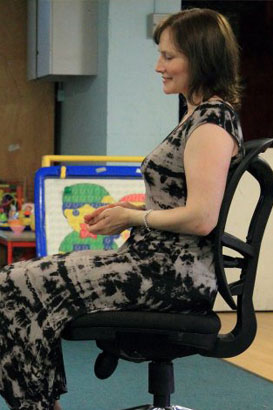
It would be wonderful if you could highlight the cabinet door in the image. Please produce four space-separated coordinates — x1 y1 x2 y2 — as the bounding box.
37 0 52 77
28 0 98 79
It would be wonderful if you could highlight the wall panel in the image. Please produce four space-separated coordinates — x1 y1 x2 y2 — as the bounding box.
0 0 54 200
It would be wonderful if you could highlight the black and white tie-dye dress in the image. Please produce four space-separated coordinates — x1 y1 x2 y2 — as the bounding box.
0 100 244 409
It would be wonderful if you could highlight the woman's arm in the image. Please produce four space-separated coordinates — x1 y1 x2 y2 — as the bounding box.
134 123 237 235
86 123 237 236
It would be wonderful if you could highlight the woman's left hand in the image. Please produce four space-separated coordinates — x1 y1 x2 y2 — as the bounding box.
86 206 134 235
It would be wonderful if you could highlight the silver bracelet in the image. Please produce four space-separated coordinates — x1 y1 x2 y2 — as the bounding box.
143 209 153 231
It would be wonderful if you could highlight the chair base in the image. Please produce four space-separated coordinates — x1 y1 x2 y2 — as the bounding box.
122 405 193 410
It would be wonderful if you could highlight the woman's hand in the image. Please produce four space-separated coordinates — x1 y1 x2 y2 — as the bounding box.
84 203 116 226
84 201 144 228
84 205 137 235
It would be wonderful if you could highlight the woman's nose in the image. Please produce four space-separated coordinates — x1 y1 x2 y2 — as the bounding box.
155 56 164 73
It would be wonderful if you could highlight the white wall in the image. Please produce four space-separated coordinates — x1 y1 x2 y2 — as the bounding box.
106 0 181 156
60 0 109 155
60 0 181 156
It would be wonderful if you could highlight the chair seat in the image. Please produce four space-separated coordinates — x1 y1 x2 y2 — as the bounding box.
62 310 221 353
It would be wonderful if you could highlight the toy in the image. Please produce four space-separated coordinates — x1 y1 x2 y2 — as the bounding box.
8 219 25 235
34 165 146 256
0 194 18 229
18 203 35 230
0 183 24 229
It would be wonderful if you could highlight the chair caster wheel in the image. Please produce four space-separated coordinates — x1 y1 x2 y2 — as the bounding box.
94 352 119 379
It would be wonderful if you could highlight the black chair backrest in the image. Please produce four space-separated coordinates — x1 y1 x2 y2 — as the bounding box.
209 138 273 358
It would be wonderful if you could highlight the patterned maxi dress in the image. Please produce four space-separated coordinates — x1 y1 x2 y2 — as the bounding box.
0 101 244 409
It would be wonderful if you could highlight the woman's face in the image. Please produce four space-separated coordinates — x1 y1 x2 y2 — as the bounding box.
155 28 190 96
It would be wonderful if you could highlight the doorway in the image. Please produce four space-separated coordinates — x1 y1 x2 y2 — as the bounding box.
180 0 273 141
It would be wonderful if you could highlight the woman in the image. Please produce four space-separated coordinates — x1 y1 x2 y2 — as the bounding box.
0 8 244 410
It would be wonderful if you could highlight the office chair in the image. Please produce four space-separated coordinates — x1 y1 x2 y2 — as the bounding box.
62 138 273 410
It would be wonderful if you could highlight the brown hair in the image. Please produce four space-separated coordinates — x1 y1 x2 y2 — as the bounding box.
153 8 242 109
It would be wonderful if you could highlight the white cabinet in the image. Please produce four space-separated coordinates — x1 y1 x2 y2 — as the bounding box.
27 0 98 80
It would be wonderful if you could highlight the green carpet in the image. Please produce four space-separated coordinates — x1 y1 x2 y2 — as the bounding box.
0 340 272 409
60 341 273 410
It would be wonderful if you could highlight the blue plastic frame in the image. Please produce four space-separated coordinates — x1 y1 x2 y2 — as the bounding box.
34 165 143 257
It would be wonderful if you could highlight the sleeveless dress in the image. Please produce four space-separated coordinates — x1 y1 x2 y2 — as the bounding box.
0 101 244 409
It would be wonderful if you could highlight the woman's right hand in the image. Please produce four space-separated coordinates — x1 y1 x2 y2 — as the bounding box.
84 201 144 226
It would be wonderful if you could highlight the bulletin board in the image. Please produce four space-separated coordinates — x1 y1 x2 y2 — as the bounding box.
34 165 145 257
